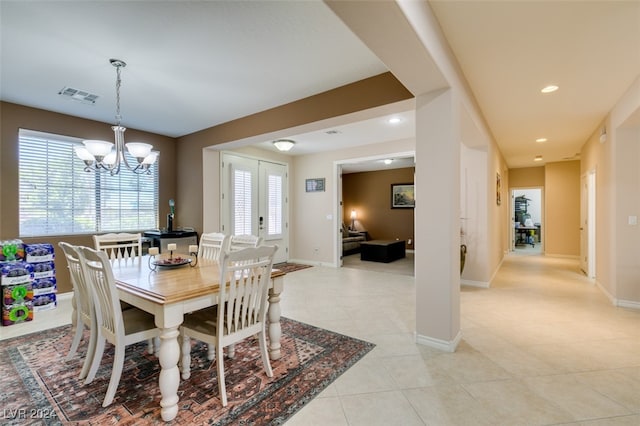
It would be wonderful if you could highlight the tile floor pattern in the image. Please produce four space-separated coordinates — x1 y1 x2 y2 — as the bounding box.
2 253 639 425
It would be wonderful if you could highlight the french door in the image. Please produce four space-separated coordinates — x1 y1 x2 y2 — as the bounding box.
221 153 288 264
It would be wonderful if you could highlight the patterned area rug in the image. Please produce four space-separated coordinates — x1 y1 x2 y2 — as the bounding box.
272 263 313 274
1 318 373 425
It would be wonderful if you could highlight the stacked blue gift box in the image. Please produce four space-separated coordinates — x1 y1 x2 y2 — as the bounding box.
1 240 57 326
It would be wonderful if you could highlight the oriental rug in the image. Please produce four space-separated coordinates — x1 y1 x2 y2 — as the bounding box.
272 263 312 274
1 317 374 425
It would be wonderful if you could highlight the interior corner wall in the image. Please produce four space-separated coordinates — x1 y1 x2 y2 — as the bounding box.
342 168 415 249
460 144 489 282
544 161 581 257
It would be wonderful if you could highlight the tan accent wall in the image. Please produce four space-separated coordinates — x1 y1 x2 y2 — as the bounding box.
508 167 545 187
0 102 177 293
342 168 415 249
544 161 581 256
176 72 413 234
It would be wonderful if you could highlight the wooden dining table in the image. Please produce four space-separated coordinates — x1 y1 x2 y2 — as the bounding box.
110 256 285 422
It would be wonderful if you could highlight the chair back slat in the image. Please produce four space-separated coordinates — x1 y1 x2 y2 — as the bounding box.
219 245 276 337
93 233 142 262
229 234 262 251
58 242 93 325
78 246 123 343
198 232 230 262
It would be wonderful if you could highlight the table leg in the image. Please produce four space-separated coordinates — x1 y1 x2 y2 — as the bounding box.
267 286 282 360
158 326 180 422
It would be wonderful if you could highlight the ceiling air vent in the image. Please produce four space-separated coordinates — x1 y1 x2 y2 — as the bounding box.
58 86 99 104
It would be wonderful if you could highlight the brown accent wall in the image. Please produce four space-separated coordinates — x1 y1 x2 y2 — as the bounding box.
342 168 415 249
545 161 581 256
176 72 413 234
0 102 177 293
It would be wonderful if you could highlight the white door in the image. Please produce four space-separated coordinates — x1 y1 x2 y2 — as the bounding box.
221 153 289 264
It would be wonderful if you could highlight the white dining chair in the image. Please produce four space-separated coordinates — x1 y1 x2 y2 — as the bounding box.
77 246 161 407
94 232 158 354
197 232 232 360
229 234 262 250
58 242 97 381
93 232 143 261
198 232 230 262
179 245 278 407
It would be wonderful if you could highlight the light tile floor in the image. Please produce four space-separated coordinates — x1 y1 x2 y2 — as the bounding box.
2 252 639 425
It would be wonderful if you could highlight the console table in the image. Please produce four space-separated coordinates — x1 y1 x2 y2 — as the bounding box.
360 240 406 263
143 229 198 254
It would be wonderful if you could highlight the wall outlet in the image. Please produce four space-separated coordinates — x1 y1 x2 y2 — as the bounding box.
408 238 412 245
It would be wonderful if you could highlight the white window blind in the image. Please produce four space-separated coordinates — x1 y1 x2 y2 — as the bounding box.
267 174 282 236
18 129 159 237
233 168 253 235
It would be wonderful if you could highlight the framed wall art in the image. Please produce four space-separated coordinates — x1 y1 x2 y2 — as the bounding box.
496 172 502 205
391 183 415 208
305 178 325 192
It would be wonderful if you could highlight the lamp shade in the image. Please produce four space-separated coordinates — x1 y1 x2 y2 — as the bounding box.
273 139 295 151
83 140 114 157
350 210 357 219
126 142 153 159
142 152 158 165
74 146 96 161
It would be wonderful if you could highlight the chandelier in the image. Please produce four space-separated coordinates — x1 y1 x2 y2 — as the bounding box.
74 59 157 175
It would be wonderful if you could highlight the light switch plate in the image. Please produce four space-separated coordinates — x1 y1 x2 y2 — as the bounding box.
629 215 638 225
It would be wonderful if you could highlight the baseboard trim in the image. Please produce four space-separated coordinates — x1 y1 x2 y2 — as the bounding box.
415 330 462 353
617 299 640 310
544 253 580 260
288 258 335 268
461 279 490 288
56 292 73 301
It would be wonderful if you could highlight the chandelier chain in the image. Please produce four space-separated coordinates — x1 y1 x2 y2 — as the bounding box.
115 64 122 126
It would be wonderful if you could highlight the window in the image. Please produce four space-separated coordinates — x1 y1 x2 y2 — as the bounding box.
18 129 159 237
232 168 253 236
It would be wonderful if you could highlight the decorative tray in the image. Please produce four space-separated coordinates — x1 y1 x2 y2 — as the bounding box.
152 257 191 268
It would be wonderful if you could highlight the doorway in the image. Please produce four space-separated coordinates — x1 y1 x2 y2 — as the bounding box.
511 187 543 254
220 153 289 264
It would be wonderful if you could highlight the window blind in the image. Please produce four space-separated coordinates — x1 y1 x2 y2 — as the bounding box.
18 129 159 237
233 168 253 236
267 174 282 236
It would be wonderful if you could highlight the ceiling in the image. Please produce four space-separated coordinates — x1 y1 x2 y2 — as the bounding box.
2 1 639 171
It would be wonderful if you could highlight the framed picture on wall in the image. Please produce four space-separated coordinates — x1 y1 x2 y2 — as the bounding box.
391 183 415 208
496 172 502 205
305 178 325 192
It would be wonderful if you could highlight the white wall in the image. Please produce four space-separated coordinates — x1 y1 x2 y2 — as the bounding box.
291 138 415 265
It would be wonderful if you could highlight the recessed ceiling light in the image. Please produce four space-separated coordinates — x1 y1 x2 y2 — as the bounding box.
541 85 559 93
384 159 393 165
536 138 547 143
388 117 402 124
534 155 543 162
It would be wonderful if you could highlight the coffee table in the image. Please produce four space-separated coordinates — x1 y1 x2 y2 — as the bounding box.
360 240 406 263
